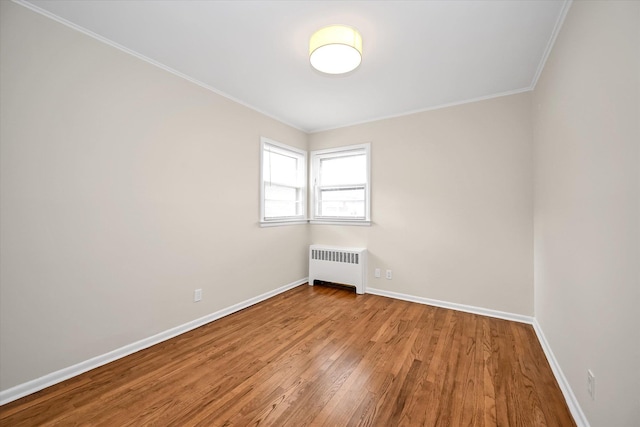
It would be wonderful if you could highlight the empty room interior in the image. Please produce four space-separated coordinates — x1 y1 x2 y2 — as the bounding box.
0 0 638 426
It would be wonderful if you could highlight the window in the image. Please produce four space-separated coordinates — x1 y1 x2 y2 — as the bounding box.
310 143 371 224
260 138 307 225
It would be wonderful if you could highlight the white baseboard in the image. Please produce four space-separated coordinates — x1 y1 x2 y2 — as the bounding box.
0 278 307 406
366 287 534 324
1 279 589 427
532 319 590 427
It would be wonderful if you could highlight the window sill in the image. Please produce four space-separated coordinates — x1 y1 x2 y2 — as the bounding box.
309 220 371 227
259 219 308 228
259 219 372 227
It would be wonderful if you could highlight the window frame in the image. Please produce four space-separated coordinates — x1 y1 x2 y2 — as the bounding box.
260 137 307 226
310 143 371 226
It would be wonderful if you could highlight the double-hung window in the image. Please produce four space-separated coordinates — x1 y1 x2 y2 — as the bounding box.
310 143 371 224
260 137 307 225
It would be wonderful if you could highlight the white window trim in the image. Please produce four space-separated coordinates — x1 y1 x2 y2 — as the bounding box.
310 143 371 226
260 137 307 227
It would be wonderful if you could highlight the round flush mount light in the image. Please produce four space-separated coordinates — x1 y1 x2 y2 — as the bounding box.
309 25 362 75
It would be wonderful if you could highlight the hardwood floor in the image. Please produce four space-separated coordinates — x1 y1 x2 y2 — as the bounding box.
0 285 576 426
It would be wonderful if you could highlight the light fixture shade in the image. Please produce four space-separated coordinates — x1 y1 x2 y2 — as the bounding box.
309 25 362 74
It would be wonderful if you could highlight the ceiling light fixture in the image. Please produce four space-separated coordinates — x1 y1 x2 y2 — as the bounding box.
309 25 362 75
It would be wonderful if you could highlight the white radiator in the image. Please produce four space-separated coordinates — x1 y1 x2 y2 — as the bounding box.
308 245 367 294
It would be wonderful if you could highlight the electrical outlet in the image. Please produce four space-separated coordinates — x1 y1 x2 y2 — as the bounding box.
587 370 595 400
374 268 381 278
386 269 392 280
194 288 202 302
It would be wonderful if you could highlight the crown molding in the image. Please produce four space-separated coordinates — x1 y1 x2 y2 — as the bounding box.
11 0 306 133
530 0 573 89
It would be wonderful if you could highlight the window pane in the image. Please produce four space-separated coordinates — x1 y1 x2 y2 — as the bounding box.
265 185 301 218
319 154 366 186
263 149 298 185
318 187 365 218
265 200 299 218
265 184 297 202
319 187 364 201
318 200 365 218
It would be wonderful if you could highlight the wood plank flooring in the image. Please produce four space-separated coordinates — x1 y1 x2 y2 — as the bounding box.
0 284 576 426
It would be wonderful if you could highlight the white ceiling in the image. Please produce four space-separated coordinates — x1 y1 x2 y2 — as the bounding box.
20 0 570 133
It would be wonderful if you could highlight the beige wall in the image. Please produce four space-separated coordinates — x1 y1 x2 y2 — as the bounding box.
0 1 308 390
5 3 638 424
309 93 534 316
533 1 640 426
